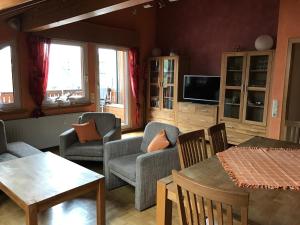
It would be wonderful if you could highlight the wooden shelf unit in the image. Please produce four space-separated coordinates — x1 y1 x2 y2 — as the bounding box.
147 56 189 125
219 50 274 145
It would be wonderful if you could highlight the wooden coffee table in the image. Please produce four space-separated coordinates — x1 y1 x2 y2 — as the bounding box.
0 152 105 225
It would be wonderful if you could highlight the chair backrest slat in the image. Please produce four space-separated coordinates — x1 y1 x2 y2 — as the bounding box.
173 170 249 225
177 130 208 169
285 120 300 144
208 123 229 155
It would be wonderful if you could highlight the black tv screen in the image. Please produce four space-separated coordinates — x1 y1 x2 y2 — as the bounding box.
183 75 220 103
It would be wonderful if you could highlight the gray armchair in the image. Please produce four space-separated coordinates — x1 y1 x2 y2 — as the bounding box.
60 112 121 162
104 121 180 211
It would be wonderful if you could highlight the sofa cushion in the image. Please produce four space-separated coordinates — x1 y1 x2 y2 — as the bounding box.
109 153 143 183
141 122 179 152
65 141 103 157
147 130 170 152
7 142 42 158
0 153 18 162
80 112 116 137
72 120 102 143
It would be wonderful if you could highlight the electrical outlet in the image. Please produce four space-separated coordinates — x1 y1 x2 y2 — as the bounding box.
272 99 278 118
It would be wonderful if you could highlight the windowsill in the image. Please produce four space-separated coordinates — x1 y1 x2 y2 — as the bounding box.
105 103 124 108
0 108 28 115
43 101 93 110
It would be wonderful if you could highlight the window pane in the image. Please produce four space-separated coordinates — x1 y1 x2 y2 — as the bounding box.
0 46 14 104
98 49 118 103
47 43 84 99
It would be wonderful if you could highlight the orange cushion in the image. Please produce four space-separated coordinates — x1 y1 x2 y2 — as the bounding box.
147 130 170 152
72 120 102 144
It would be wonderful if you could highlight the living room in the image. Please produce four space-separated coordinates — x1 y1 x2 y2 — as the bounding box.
1 0 300 225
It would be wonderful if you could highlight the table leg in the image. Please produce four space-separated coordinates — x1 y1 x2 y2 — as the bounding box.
26 204 38 225
156 180 172 225
96 179 105 225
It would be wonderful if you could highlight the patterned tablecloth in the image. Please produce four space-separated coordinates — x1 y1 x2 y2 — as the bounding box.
217 147 300 190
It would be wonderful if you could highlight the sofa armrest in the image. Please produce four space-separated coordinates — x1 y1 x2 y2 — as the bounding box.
103 128 121 144
134 146 180 210
104 136 143 161
136 146 180 180
59 128 78 157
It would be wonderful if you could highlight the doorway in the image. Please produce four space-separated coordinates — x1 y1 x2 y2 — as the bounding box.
281 39 300 142
96 47 131 128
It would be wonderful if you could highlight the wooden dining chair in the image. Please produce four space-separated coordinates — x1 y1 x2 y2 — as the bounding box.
208 123 229 155
177 129 208 169
285 120 300 144
172 170 249 225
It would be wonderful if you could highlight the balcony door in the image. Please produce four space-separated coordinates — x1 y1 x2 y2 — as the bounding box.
96 47 130 128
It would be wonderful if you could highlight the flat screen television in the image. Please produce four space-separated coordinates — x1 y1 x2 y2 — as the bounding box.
183 75 220 103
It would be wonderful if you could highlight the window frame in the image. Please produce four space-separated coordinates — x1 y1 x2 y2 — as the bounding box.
44 39 89 107
0 40 20 111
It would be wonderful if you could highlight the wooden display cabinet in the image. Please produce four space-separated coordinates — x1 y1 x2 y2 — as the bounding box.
219 50 274 144
147 56 188 125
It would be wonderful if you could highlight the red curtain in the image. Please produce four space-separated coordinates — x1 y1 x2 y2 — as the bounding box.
27 35 51 118
129 48 140 125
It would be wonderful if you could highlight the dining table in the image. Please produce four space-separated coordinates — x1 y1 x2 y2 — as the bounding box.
156 136 300 225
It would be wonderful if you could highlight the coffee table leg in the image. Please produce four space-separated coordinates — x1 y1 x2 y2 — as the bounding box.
156 181 172 225
26 205 38 225
96 179 105 225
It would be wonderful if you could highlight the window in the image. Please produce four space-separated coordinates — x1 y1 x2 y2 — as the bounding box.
45 41 88 106
0 42 19 110
97 47 130 127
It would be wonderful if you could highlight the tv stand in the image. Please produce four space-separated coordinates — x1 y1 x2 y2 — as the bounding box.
177 102 218 137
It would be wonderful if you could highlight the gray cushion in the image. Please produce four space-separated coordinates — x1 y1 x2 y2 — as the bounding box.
140 122 180 152
7 142 42 157
0 153 18 162
0 120 8 154
109 153 143 182
79 112 116 137
65 141 103 157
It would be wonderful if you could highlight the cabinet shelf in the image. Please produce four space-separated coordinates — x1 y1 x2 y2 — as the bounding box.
250 69 267 72
247 105 264 109
225 103 240 106
227 69 243 72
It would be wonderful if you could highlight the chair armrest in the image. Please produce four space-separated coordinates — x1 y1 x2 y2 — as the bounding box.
136 146 180 181
103 128 121 144
104 136 143 161
59 128 78 157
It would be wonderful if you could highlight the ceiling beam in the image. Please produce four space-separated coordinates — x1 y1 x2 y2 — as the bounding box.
0 0 34 11
38 22 138 47
20 0 154 32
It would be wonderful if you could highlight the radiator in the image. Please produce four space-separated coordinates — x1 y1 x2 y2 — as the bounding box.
5 112 85 149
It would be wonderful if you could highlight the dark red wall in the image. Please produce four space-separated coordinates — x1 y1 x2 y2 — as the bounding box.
156 0 280 75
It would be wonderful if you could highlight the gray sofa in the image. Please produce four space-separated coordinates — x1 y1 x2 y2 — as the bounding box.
104 121 180 211
0 120 42 163
59 112 121 162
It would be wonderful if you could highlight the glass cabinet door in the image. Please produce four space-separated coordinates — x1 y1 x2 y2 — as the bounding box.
223 56 245 120
162 59 175 110
244 55 269 123
149 59 160 108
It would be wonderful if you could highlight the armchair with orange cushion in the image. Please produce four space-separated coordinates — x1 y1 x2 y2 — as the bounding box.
59 112 121 162
104 121 180 211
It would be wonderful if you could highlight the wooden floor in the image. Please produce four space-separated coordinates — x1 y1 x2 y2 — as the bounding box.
0 132 180 225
